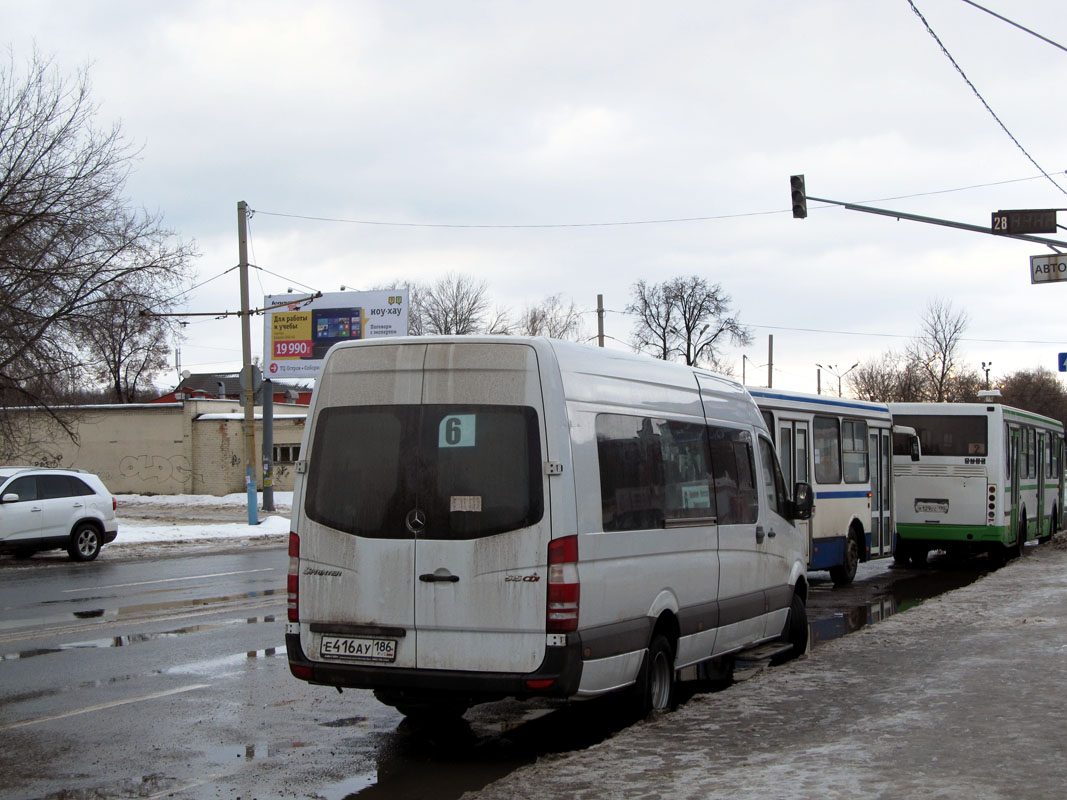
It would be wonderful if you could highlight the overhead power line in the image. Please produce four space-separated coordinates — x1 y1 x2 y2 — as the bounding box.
252 172 1058 231
747 321 1057 346
907 0 1067 196
958 0 1067 54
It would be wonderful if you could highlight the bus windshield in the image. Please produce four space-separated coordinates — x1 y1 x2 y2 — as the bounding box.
892 414 988 457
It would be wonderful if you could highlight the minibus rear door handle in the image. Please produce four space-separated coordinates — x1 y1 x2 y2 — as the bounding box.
755 526 765 543
419 572 460 583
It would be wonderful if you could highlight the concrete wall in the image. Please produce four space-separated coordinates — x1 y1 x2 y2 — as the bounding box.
0 400 308 496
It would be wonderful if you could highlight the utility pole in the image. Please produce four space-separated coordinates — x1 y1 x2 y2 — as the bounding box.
238 201 258 526
597 294 605 347
767 335 773 388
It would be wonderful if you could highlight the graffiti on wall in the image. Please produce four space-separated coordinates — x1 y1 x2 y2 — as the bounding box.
29 452 64 468
119 454 193 485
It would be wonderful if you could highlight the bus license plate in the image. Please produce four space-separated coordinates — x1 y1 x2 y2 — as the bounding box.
320 635 396 662
915 499 949 514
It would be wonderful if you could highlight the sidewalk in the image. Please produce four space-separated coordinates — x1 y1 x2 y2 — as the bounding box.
468 535 1067 800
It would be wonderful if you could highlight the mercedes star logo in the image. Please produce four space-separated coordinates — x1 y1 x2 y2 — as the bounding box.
405 508 427 534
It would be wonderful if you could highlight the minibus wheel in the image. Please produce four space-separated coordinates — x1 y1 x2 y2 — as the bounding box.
642 635 676 714
772 592 808 665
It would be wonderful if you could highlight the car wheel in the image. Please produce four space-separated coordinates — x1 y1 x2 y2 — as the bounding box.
68 523 101 562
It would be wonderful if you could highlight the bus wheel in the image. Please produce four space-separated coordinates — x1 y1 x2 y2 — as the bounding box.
1038 510 1055 545
1015 515 1028 558
893 542 910 565
830 534 859 586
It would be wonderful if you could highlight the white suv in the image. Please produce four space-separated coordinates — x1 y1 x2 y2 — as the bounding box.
0 467 119 561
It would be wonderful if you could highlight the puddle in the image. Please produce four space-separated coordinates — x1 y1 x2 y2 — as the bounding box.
0 592 280 634
202 741 309 763
310 697 637 800
808 557 990 647
1 615 279 661
164 646 285 676
317 773 378 800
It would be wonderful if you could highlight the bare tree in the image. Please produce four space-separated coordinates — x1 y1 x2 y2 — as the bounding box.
73 283 183 402
418 273 492 335
907 299 969 402
627 276 752 367
0 50 194 440
998 367 1067 429
626 279 673 359
516 293 583 340
942 367 983 403
847 352 907 401
377 273 512 336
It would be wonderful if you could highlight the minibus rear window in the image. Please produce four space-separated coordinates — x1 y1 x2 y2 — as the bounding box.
304 404 543 540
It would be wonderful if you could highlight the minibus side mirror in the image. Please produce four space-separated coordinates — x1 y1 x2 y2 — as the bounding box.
0 492 17 503
792 482 813 521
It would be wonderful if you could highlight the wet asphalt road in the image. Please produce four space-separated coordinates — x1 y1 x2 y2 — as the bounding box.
0 544 989 799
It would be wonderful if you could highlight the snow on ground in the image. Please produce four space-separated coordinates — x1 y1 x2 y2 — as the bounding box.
114 491 293 509
112 493 292 544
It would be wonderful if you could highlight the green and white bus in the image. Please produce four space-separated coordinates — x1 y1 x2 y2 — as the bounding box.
889 401 1064 566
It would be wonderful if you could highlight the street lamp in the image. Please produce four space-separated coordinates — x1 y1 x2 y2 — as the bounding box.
816 362 859 398
982 361 993 390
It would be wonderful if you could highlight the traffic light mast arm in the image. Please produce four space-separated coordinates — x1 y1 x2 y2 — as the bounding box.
804 193 1067 252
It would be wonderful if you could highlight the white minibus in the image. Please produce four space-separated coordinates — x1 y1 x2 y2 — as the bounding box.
286 337 812 718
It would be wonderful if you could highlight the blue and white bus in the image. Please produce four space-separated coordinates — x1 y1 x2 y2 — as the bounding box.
750 389 895 585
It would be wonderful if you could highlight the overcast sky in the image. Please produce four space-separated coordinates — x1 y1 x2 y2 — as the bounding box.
6 0 1067 394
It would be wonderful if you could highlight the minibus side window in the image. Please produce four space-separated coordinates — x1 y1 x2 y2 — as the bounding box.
596 414 714 531
757 435 790 518
707 426 759 525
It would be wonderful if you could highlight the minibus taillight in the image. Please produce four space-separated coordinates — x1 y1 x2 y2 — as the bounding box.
547 535 579 633
287 532 300 623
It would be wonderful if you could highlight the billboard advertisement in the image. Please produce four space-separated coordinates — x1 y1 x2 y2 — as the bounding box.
263 289 409 378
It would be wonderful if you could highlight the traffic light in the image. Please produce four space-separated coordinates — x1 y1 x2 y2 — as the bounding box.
790 174 807 219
